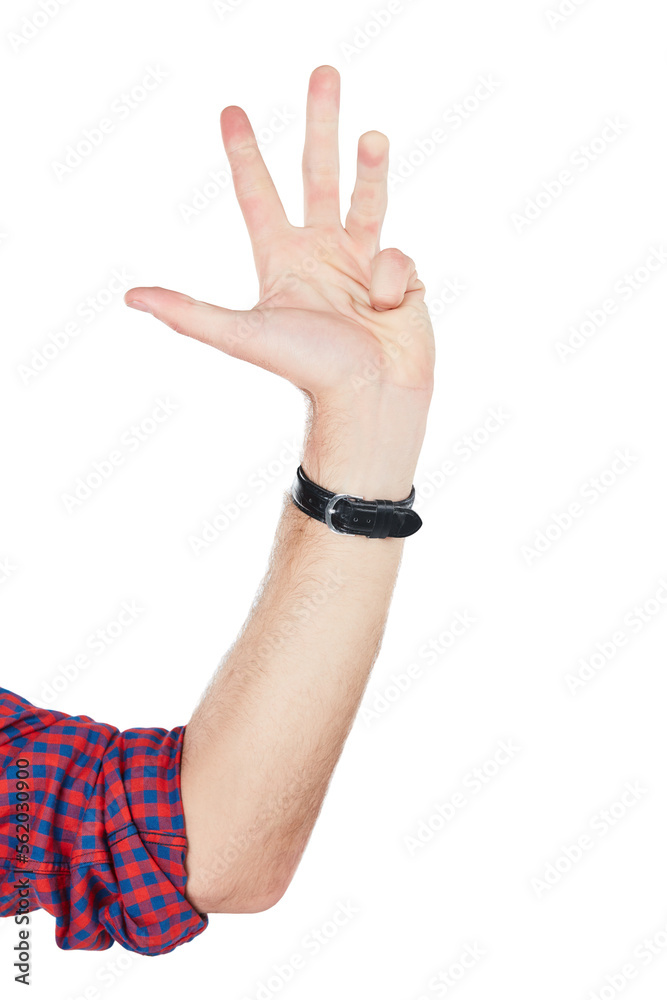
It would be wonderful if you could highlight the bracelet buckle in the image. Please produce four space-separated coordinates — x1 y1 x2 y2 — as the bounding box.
324 493 364 534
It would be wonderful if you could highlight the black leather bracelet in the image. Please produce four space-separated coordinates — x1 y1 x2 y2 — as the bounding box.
290 464 422 538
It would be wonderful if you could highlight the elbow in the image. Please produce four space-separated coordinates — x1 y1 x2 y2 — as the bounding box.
219 880 290 914
185 867 293 915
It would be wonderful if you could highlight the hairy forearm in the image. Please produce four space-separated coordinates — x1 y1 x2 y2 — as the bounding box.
180 385 431 914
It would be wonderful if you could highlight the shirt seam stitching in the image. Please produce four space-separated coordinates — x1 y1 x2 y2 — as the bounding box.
0 829 187 872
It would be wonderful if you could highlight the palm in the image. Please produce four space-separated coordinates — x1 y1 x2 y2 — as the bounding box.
251 221 433 395
125 67 435 400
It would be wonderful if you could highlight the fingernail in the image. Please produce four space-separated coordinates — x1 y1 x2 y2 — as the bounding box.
127 300 152 314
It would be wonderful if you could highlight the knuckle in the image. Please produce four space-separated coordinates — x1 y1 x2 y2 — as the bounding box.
379 247 403 263
380 248 413 270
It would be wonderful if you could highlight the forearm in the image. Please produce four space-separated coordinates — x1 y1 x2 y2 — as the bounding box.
180 385 430 913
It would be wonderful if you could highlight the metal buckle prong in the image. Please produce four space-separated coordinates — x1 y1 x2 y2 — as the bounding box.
324 493 364 534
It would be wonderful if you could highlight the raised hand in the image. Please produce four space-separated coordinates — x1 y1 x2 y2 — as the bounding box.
124 65 435 403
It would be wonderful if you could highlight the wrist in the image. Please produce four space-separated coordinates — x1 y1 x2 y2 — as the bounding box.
301 385 431 500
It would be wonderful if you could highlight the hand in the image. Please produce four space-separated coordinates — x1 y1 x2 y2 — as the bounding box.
124 65 435 404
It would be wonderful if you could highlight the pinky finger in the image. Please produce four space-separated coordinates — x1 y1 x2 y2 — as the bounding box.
368 248 418 311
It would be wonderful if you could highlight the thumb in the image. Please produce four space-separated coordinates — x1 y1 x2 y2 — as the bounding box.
124 286 264 362
368 248 423 311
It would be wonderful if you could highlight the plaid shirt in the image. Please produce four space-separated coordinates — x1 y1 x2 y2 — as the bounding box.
0 686 209 955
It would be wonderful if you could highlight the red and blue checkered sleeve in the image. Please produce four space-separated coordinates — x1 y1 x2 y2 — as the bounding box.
0 686 209 955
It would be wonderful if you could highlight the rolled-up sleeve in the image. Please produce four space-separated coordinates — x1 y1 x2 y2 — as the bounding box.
0 686 208 955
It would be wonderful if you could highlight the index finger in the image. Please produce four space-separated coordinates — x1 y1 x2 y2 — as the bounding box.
221 105 291 248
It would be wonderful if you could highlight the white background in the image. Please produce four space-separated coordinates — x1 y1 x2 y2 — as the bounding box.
1 0 667 997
